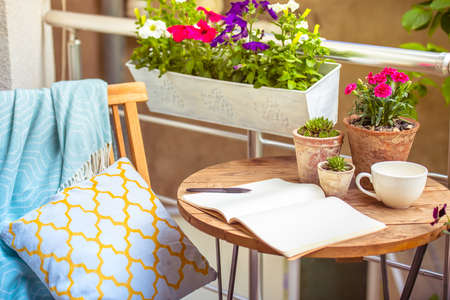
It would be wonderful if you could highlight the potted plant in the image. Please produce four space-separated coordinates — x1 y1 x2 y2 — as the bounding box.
317 156 355 198
128 0 341 137
292 117 343 184
343 67 420 186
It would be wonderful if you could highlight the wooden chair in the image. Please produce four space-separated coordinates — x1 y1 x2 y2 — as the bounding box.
107 82 150 185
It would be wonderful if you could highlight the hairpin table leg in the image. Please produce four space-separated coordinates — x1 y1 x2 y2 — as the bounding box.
227 245 239 300
380 254 390 300
400 244 428 300
216 238 223 300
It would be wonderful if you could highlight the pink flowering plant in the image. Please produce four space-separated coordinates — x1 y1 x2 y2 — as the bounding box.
345 67 420 127
130 0 329 90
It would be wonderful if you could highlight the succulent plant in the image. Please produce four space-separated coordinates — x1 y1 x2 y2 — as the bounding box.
297 117 340 138
326 156 352 172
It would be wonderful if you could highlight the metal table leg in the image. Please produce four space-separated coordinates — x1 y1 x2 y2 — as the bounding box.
444 235 449 300
249 250 261 300
400 244 428 300
380 254 390 300
216 238 223 300
227 245 239 300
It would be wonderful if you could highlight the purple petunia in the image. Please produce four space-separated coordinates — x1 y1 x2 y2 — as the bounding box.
242 41 270 52
431 204 447 225
229 0 249 16
259 0 278 20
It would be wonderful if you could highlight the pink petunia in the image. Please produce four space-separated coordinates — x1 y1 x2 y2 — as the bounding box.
367 72 377 85
374 83 392 98
381 67 397 76
345 83 357 95
391 71 409 83
167 25 193 42
191 20 217 43
197 6 225 23
374 72 387 84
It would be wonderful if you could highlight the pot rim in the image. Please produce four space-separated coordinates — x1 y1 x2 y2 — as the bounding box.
292 128 344 140
317 160 355 174
343 116 420 136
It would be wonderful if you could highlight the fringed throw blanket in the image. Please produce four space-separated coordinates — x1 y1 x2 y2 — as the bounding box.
0 79 111 299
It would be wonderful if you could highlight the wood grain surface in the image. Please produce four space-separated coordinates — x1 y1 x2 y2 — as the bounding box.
177 156 450 259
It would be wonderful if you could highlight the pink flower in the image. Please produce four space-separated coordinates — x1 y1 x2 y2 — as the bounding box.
197 6 225 22
381 67 397 76
191 20 217 43
391 71 409 83
168 21 217 43
367 72 377 85
167 25 192 42
374 72 387 84
374 83 392 98
345 83 357 95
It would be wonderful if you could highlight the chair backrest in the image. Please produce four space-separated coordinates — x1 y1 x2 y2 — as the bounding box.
107 82 150 185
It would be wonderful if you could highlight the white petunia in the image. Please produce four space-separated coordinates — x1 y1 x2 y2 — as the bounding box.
269 0 299 13
296 20 308 30
269 3 285 13
298 34 309 44
138 19 168 39
175 0 187 3
286 0 299 12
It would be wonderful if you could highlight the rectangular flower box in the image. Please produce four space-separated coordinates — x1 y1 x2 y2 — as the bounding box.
127 62 341 137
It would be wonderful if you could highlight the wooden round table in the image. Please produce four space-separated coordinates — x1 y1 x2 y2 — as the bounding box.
177 156 450 299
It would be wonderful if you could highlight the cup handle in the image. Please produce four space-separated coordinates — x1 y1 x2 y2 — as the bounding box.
355 172 379 200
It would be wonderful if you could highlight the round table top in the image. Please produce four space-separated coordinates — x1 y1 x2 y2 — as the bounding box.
177 156 450 258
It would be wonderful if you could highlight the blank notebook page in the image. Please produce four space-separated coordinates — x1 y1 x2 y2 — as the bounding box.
182 178 325 222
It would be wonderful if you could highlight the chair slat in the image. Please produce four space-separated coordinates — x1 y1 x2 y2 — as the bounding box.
108 82 148 105
109 148 115 166
123 101 150 186
111 105 127 158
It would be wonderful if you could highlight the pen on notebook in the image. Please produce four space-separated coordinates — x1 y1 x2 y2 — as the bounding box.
186 187 251 193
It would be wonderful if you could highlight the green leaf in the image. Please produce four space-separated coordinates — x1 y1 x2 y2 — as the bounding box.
419 77 437 86
279 71 290 81
246 71 255 84
430 0 450 10
428 293 440 300
306 59 316 68
441 76 450 104
287 80 296 90
185 60 194 74
400 42 427 51
426 42 448 52
441 11 450 34
402 7 433 31
429 11 443 35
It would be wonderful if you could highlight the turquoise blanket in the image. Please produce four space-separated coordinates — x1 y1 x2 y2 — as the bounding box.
0 79 111 299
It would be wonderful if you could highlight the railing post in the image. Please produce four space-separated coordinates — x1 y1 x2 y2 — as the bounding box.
67 29 82 80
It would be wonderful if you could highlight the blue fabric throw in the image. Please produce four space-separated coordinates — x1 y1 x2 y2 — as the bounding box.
0 79 111 299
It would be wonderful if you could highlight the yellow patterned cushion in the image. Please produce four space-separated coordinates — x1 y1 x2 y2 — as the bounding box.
0 158 216 299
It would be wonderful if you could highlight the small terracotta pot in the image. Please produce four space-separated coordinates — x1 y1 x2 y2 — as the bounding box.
343 116 420 188
317 161 355 198
292 129 344 184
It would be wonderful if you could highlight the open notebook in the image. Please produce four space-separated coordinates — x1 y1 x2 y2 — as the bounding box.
182 178 386 259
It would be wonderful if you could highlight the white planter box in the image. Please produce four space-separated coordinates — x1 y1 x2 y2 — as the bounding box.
127 62 341 137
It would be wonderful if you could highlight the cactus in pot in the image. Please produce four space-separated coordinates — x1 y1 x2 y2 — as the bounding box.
292 117 344 184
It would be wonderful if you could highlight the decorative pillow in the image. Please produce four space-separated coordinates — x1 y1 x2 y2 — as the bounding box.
0 158 216 299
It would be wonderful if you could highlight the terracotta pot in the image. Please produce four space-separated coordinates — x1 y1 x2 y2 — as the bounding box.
343 116 420 179
317 161 355 198
292 129 344 184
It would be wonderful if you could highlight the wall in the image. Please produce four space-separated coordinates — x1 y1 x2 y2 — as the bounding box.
0 0 54 89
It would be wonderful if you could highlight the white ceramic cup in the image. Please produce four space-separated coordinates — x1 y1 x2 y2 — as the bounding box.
355 161 428 209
